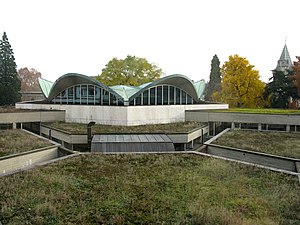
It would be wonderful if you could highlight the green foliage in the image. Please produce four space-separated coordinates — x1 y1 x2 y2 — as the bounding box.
264 70 298 108
0 32 21 105
220 55 265 108
97 55 163 86
205 54 221 101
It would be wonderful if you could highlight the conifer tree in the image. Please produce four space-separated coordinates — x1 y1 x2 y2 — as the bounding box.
0 32 21 105
264 70 298 108
205 54 221 101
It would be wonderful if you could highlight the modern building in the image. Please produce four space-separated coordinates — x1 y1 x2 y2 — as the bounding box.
16 73 228 125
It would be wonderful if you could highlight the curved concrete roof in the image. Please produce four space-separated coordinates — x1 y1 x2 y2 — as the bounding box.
38 77 54 98
194 79 206 100
128 74 200 102
47 73 124 102
41 73 206 103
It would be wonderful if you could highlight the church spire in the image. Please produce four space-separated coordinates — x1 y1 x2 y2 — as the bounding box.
275 43 293 72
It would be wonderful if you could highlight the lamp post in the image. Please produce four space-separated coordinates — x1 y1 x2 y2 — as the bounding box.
87 121 96 152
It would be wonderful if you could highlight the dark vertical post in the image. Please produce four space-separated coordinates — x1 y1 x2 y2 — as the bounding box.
87 121 96 152
201 128 204 144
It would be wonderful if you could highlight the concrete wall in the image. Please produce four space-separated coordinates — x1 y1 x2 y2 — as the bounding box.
168 126 209 143
41 124 208 148
202 128 300 173
40 125 87 144
186 111 300 125
16 103 228 126
0 110 65 123
0 146 59 175
205 144 299 173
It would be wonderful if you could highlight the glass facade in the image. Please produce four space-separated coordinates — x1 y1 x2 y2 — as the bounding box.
51 84 123 105
129 85 194 106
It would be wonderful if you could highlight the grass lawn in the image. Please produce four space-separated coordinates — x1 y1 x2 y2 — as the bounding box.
0 130 53 157
0 154 299 224
43 121 205 134
212 130 300 159
210 108 300 114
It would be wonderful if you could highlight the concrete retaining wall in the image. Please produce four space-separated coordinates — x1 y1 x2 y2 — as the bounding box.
206 144 299 172
0 110 65 124
41 125 87 144
16 103 228 126
0 145 60 175
186 111 300 126
41 124 209 151
202 128 300 173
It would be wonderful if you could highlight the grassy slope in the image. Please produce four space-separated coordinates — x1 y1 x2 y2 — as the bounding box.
44 121 204 134
213 130 300 159
0 130 52 157
0 154 299 225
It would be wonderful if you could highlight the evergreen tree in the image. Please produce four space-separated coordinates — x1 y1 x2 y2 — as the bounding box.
0 32 21 105
264 70 298 108
205 54 221 101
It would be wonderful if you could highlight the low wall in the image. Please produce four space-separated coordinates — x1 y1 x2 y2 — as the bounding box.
203 128 300 174
205 144 299 172
16 103 228 126
0 145 60 175
40 124 209 151
41 125 87 144
168 126 209 143
186 111 300 126
0 110 65 124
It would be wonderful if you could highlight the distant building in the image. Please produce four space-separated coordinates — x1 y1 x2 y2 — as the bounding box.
17 73 228 125
273 43 293 74
20 90 44 102
272 43 299 108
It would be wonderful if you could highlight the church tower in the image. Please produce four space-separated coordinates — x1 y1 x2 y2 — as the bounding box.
274 43 293 73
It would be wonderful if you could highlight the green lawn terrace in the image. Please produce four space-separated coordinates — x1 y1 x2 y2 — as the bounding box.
43 121 205 135
0 129 53 157
209 108 300 114
0 154 299 224
212 130 300 159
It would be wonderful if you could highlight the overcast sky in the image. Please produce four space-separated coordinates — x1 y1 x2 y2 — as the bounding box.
1 0 299 83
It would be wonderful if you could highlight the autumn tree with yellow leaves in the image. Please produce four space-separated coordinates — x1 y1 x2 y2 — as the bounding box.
220 55 265 108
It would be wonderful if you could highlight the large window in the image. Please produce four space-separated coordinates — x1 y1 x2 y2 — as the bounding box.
129 85 197 106
157 86 162 105
163 86 168 105
51 84 123 106
169 86 174 104
143 89 149 105
176 88 181 105
150 88 155 105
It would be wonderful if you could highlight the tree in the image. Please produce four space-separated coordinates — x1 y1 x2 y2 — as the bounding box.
0 32 21 105
18 67 42 92
205 54 221 101
264 70 298 108
221 54 265 108
291 56 300 96
97 55 163 86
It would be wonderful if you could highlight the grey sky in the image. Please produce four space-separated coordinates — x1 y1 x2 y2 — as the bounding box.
1 0 299 83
